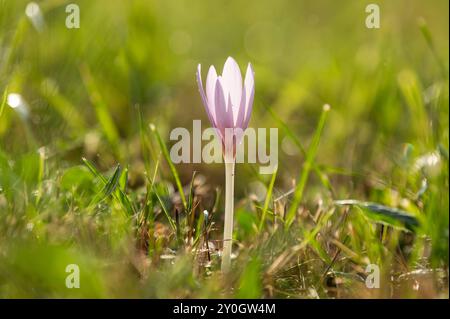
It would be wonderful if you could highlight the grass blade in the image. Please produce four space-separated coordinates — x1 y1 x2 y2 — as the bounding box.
137 104 158 173
335 200 420 231
119 165 128 191
149 123 187 210
265 104 334 194
397 69 429 141
187 170 197 214
103 164 122 198
285 104 330 228
82 158 136 216
89 163 122 206
153 186 177 232
0 87 7 118
418 18 448 78
258 166 277 231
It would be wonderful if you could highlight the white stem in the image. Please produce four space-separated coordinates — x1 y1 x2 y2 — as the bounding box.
221 160 235 273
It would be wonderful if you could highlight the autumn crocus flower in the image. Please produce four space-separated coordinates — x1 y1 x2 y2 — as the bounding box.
196 57 254 272
196 57 255 158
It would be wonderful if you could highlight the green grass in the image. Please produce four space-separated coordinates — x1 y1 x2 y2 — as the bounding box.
0 0 448 298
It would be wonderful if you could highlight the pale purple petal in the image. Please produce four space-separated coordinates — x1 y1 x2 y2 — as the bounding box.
221 57 242 120
242 63 254 129
225 93 234 129
236 86 246 129
206 65 218 121
214 77 233 139
196 64 216 127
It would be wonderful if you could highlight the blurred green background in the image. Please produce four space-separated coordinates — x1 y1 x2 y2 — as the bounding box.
0 0 448 298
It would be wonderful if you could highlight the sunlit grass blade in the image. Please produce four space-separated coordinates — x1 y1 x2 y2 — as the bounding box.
5 18 28 73
192 212 205 248
285 104 330 228
113 174 136 216
138 158 160 242
103 164 122 198
334 200 420 231
82 157 107 183
0 86 7 118
119 165 128 191
149 123 187 210
418 18 448 78
89 163 122 206
187 170 197 214
137 104 157 173
309 237 332 265
140 182 153 226
258 166 277 231
254 205 284 225
265 104 334 194
82 158 135 216
397 69 430 143
153 186 177 233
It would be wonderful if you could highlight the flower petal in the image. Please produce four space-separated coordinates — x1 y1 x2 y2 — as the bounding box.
225 93 234 129
206 65 218 121
236 86 246 128
242 63 255 129
214 77 233 139
221 57 242 119
196 64 216 127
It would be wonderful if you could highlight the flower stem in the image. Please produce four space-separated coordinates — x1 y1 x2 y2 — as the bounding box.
222 160 235 273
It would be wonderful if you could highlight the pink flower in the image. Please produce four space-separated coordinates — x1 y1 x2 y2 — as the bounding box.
196 57 255 155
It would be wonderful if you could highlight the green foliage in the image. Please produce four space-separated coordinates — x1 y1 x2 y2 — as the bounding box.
236 257 262 298
0 0 448 298
335 200 420 231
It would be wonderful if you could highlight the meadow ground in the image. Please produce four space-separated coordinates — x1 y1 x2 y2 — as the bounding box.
0 0 448 298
